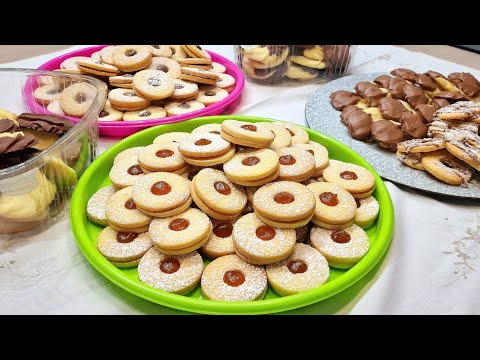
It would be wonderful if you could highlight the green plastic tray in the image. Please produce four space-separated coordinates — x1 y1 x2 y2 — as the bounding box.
70 115 394 314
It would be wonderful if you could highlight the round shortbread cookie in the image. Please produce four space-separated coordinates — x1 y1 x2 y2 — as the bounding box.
211 62 226 73
221 120 274 145
109 156 145 189
255 210 314 229
112 45 152 72
196 87 228 106
153 132 190 145
201 254 267 302
106 186 152 230
164 100 205 116
322 160 375 195
87 186 116 226
123 106 166 121
182 45 211 59
191 123 222 136
216 73 236 92
170 79 198 100
97 226 152 262
200 218 238 258
138 142 187 172
293 141 329 175
99 101 124 121
182 146 236 167
266 243 330 296
276 147 315 182
148 45 173 58
99 46 117 65
113 146 145 165
60 82 97 117
133 69 175 100
191 184 241 221
280 123 309 144
223 148 279 182
309 224 370 269
33 84 64 105
108 88 151 111
178 132 232 158
354 196 380 229
257 122 292 150
138 248 203 295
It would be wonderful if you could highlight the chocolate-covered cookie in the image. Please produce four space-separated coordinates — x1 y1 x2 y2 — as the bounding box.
329 90 361 111
0 132 38 154
0 119 18 133
371 120 405 150
390 68 416 82
18 113 74 135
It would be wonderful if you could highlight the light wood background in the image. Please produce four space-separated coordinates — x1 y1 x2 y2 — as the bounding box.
0 45 478 70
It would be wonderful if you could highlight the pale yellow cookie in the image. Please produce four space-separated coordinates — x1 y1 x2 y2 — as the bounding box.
191 184 240 221
191 123 222 136
223 148 279 182
147 56 181 78
164 100 205 116
133 69 175 100
97 226 152 264
276 147 315 182
138 142 187 172
109 156 145 189
354 196 379 229
196 87 228 106
221 120 274 147
113 147 145 165
108 88 151 111
293 141 329 176
182 146 236 167
153 132 190 145
112 45 152 72
279 123 309 144
60 83 96 117
87 185 116 226
257 122 292 150
322 160 375 197
201 218 238 258
106 187 152 231
178 132 232 158
123 106 166 121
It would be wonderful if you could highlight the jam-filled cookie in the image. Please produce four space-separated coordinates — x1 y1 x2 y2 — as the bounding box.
196 87 229 106
109 73 134 89
123 106 166 121
252 181 315 229
233 213 296 265
309 224 370 269
182 45 211 59
132 172 191 216
108 88 151 111
306 182 357 229
112 45 152 72
137 142 187 173
192 168 247 217
216 73 236 93
138 248 204 294
109 156 145 189
87 185 116 226
223 148 279 185
170 79 199 100
60 83 96 117
211 62 226 73
276 147 315 182
258 122 292 150
164 100 205 116
295 224 311 243
354 196 379 229
77 58 118 77
266 243 330 296
99 101 124 121
322 160 376 199
201 218 238 258
148 45 173 58
180 67 219 85
178 132 232 158
147 57 181 78
153 132 190 145
33 84 64 105
97 226 152 267
99 46 117 65
191 123 222 136
221 120 274 148
201 254 267 302
113 146 145 165
60 56 92 72
106 187 152 233
293 141 329 177
46 100 65 116
133 69 175 100
177 57 213 70
148 208 212 255
280 123 309 144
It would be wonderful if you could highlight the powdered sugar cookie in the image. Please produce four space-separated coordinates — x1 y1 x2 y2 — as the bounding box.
148 45 173 58
149 208 211 253
170 45 188 60
223 148 279 184
309 224 370 269
99 101 124 121
153 132 190 145
182 146 236 167
354 196 379 229
60 83 96 117
112 45 152 72
276 147 315 182
170 79 198 100
33 84 64 105
123 105 166 121
280 123 309 144
221 120 274 148
191 123 222 136
201 218 238 258
322 160 375 199
254 210 314 229
178 132 232 158
201 254 267 301
108 88 151 111
233 213 296 265
216 73 236 92
109 156 145 189
421 149 474 185
46 100 65 116
196 87 228 106
180 67 218 85
99 46 117 65
113 146 145 165
190 183 240 221
266 243 330 296
306 182 357 229
97 226 152 266
109 73 134 89
253 179 315 219
87 185 116 226
77 58 118 77
211 62 226 73
138 248 203 294
138 142 187 172
133 69 174 100
164 101 205 116
132 172 190 213
182 45 211 59
257 122 292 150
106 187 152 232
293 141 329 176
60 56 92 71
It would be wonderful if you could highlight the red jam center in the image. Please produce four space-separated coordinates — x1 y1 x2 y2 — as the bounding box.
127 165 143 175
287 128 295 137
214 181 231 195
210 131 220 134
331 230 351 243
124 199 137 210
307 150 314 156
151 181 171 195
287 260 308 274
213 222 233 238
223 270 245 287
274 192 295 204
340 171 358 180
156 149 174 158
116 232 138 243
256 225 276 240
195 139 211 146
242 156 260 166
320 192 339 206
160 257 181 274
241 124 257 132
168 218 190 231
279 154 296 165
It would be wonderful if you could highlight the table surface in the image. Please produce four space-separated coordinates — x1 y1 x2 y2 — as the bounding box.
1 45 479 315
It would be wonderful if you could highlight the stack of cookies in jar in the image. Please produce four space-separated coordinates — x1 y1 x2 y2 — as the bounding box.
87 120 380 301
35 45 236 121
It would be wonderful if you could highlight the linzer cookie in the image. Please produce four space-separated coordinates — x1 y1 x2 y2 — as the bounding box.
109 74 134 89
148 45 173 58
87 185 116 226
170 79 198 100
191 123 222 136
109 156 145 189
309 224 370 269
232 213 296 265
138 248 204 294
137 142 187 173
178 132 235 166
153 132 190 145
280 123 309 145
147 57 181 78
180 67 219 85
77 58 118 77
266 243 330 296
123 106 166 121
201 218 238 258
112 45 152 72
164 101 205 116
221 120 274 148
354 196 379 229
276 147 315 182
201 254 267 302
322 160 375 198
182 45 211 60
257 122 292 150
60 83 97 117
99 101 124 121
196 87 228 106
108 88 151 111
133 70 175 100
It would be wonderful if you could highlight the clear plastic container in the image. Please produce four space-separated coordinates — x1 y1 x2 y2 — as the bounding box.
235 45 355 85
0 69 107 234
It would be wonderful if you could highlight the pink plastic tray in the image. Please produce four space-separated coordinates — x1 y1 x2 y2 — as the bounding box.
30 45 245 137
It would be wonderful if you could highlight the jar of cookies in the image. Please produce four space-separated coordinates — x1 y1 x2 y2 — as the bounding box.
235 45 355 85
0 69 106 235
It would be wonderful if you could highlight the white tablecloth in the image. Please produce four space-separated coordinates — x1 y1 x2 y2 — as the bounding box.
1 45 480 314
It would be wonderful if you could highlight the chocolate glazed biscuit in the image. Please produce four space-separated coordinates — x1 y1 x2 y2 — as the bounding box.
448 72 480 98
0 119 18 133
371 120 405 150
388 77 408 100
403 83 428 108
354 81 386 106
330 90 361 110
18 113 74 135
344 109 373 140
0 132 38 154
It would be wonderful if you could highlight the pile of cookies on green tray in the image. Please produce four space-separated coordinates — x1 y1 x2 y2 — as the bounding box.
87 120 380 301
34 45 236 121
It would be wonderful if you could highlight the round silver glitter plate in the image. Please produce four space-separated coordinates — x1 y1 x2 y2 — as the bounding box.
305 72 480 199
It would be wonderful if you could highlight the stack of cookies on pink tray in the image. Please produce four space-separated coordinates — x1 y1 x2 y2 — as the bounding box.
87 119 381 301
